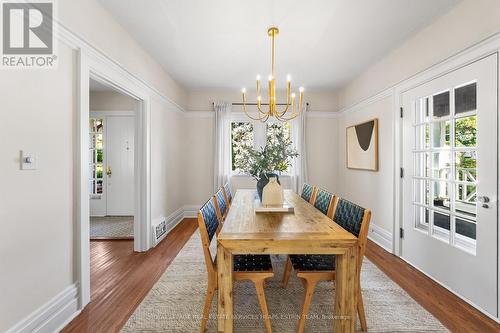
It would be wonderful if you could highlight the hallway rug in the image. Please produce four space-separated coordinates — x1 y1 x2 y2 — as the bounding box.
90 216 134 239
121 232 448 332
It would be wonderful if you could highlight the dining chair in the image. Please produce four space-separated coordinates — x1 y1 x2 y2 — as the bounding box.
300 183 316 204
198 197 275 333
281 198 372 333
312 188 336 218
223 182 233 207
214 187 228 221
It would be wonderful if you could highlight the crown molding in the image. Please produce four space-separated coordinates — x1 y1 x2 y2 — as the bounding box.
54 20 186 115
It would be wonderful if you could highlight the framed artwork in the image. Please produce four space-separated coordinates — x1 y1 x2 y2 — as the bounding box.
346 118 379 171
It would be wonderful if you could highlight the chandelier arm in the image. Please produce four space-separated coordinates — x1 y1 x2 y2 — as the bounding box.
256 102 268 115
259 113 270 123
275 102 291 117
243 103 270 121
275 112 299 122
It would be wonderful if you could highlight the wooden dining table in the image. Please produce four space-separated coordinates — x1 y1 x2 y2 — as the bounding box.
217 189 359 332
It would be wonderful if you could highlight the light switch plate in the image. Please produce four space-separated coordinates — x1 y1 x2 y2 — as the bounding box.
20 151 37 170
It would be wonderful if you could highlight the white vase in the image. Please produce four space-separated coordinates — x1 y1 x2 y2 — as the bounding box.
262 177 284 207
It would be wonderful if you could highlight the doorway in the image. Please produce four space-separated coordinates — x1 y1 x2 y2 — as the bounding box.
89 79 137 240
400 54 498 316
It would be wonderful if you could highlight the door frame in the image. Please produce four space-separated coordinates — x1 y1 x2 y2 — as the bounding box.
393 38 500 321
77 48 151 309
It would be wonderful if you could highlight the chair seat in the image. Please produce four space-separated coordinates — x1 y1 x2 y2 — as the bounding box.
290 254 335 271
233 255 273 272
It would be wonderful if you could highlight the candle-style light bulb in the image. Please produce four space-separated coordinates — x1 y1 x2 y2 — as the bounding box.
257 96 262 101
241 88 247 94
268 74 273 81
299 86 304 93
291 93 296 98
256 74 261 81
287 74 291 82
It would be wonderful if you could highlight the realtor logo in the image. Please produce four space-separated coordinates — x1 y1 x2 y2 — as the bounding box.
2 1 56 68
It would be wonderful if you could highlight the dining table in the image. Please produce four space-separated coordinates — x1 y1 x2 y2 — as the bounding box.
217 189 359 332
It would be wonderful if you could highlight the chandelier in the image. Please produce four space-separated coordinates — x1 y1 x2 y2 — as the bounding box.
241 26 304 122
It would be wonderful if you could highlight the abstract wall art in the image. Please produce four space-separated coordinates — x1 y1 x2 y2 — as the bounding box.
346 118 379 171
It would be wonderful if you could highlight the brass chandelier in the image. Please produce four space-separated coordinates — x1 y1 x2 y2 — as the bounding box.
241 26 304 122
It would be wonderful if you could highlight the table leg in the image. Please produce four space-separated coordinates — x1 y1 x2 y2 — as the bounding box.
217 244 233 332
334 246 358 332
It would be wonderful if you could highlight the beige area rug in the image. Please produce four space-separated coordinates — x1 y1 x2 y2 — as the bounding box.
90 216 134 239
122 233 448 332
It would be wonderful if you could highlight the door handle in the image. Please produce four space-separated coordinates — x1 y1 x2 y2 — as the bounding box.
478 195 490 208
106 166 112 177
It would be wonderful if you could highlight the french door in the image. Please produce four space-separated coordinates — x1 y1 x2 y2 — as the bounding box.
401 54 498 316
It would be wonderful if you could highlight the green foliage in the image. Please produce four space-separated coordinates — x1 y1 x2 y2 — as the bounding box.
234 123 298 180
455 116 476 147
231 122 254 171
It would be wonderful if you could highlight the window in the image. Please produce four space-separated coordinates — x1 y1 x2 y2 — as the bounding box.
231 122 254 172
412 82 478 252
266 122 291 145
230 120 294 174
89 118 104 195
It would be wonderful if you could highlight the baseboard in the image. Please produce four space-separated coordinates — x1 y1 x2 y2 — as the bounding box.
183 205 199 218
368 224 393 253
165 207 185 233
5 283 79 333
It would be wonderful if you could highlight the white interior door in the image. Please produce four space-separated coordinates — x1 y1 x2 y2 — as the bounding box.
401 54 498 316
106 116 135 216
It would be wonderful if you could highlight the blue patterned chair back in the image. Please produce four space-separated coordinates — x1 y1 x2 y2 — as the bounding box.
313 189 334 217
199 198 220 242
333 198 365 237
215 188 227 218
223 182 232 203
301 183 315 203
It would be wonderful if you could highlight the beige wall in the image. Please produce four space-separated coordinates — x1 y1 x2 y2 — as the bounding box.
182 116 215 206
0 1 188 331
150 99 186 218
307 117 339 193
0 44 77 332
338 0 500 109
90 90 139 110
335 0 500 248
336 97 394 234
59 0 188 108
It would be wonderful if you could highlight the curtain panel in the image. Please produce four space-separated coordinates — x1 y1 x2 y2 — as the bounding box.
213 101 232 192
291 103 308 193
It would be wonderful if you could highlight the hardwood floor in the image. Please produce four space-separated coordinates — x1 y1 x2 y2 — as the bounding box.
62 218 198 333
365 240 500 333
62 218 498 333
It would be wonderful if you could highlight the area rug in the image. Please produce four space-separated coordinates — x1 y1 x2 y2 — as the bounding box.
90 216 134 239
121 232 448 332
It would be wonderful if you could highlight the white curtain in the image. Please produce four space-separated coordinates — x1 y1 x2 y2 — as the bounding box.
213 101 232 192
291 103 308 193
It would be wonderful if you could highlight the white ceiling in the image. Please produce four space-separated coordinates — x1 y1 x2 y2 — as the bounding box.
99 0 460 91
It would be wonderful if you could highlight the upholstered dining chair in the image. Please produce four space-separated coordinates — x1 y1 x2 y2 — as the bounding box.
197 197 275 333
214 187 228 221
223 182 233 207
281 198 372 333
312 188 336 218
300 183 316 204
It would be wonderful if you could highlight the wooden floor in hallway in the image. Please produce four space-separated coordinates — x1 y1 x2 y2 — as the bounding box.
61 218 198 333
62 218 499 333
